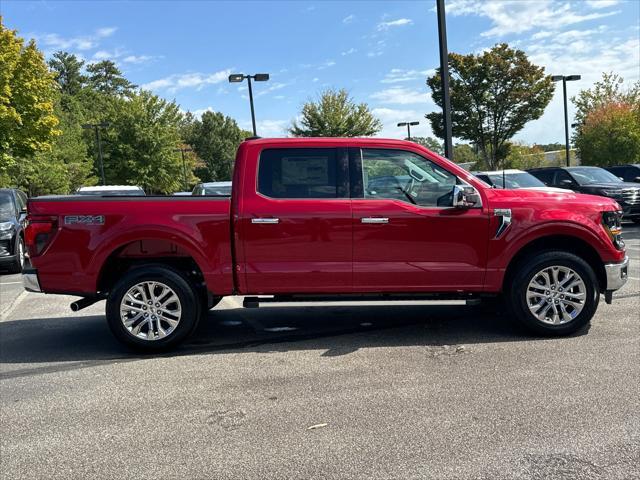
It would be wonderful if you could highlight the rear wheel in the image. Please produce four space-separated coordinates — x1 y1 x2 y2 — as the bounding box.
508 251 599 336
8 237 25 273
106 266 201 351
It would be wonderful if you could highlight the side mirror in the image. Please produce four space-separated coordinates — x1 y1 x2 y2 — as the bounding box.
560 179 574 186
452 185 480 208
634 176 640 182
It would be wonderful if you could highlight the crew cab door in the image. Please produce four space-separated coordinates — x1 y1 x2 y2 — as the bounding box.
238 146 352 294
351 147 490 292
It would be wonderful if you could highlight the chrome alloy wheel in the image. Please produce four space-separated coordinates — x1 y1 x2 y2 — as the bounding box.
526 266 586 325
119 281 182 340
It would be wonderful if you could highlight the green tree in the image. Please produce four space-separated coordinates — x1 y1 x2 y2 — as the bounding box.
185 111 250 181
0 18 59 183
504 142 546 170
86 60 136 96
572 73 640 165
409 136 443 155
426 43 554 170
453 144 479 164
48 51 86 96
290 88 382 137
99 91 185 193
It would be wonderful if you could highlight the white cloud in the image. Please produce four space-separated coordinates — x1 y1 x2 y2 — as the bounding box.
446 0 620 37
341 47 357 56
371 86 431 105
33 26 117 52
377 18 413 31
256 82 289 97
371 108 432 139
381 68 434 84
342 14 355 24
122 54 154 64
318 60 336 70
240 119 289 137
586 0 619 8
141 69 232 93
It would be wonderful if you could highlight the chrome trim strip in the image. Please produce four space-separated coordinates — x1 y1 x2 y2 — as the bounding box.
494 208 512 238
604 256 629 291
251 218 280 224
361 217 389 224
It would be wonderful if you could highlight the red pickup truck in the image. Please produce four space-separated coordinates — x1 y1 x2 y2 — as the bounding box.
23 138 629 350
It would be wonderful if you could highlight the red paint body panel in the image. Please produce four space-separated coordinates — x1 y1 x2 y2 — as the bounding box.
27 138 625 298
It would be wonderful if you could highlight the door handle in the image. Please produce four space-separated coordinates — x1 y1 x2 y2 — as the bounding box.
361 217 389 224
251 218 280 224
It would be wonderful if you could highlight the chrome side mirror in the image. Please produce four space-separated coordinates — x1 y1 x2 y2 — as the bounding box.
452 185 480 208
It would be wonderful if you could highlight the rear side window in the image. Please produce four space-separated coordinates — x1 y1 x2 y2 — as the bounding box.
258 148 346 198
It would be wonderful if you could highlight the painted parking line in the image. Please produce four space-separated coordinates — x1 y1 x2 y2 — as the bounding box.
0 281 23 285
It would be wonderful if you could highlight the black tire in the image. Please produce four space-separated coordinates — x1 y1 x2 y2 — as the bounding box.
8 236 25 273
106 266 201 351
507 251 599 336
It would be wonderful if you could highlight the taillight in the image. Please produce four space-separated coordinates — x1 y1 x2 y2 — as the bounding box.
25 215 58 256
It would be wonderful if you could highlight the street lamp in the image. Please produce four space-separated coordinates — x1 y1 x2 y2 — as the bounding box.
436 0 453 160
82 122 110 185
174 147 193 191
228 73 270 136
397 121 420 141
551 74 581 166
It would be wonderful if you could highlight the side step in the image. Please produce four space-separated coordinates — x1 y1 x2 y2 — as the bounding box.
242 294 487 309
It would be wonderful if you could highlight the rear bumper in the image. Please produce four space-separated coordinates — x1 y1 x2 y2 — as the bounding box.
22 267 42 293
604 256 629 291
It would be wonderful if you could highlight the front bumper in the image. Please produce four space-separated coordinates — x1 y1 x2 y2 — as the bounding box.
22 267 42 293
604 256 629 291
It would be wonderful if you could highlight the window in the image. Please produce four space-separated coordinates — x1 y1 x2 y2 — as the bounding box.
258 148 346 198
530 169 555 185
361 149 457 207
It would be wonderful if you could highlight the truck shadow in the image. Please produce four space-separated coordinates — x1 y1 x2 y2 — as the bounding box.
0 303 587 375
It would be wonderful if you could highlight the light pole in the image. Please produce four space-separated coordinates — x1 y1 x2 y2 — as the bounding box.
174 147 193 191
82 122 109 185
436 0 453 160
398 121 420 141
551 74 581 167
228 73 270 136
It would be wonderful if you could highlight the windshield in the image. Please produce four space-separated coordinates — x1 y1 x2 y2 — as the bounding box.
0 192 15 221
487 172 546 189
203 185 231 196
568 168 622 185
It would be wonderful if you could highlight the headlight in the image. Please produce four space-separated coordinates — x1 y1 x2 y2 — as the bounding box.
602 211 624 250
0 222 14 239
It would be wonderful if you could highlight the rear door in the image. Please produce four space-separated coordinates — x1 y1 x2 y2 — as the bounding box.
351 147 490 292
239 147 353 294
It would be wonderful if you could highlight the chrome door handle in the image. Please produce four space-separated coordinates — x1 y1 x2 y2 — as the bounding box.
251 218 280 224
361 217 389 224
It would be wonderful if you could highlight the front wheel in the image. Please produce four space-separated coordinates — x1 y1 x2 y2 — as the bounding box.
8 237 25 273
106 266 201 351
508 251 599 336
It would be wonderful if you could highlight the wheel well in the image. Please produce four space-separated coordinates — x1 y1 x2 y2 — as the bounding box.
503 235 607 292
97 240 207 296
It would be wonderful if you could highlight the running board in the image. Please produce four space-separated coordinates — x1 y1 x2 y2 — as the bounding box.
242 294 488 308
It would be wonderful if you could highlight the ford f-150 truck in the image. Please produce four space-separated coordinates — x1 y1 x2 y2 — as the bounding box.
22 138 629 350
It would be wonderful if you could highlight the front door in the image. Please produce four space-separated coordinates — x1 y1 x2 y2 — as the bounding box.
240 147 353 294
351 148 490 292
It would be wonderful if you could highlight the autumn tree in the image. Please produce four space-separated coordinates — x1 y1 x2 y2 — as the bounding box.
572 73 640 166
290 88 382 137
0 18 59 184
426 43 554 169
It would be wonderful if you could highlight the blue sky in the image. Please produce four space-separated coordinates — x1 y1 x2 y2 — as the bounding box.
3 0 639 144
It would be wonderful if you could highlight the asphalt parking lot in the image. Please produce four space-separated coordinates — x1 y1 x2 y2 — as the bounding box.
1 225 639 479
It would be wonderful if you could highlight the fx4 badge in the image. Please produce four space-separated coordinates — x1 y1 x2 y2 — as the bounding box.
64 215 105 225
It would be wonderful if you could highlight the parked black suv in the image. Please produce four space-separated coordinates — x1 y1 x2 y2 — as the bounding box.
0 188 28 273
604 164 640 184
527 166 640 223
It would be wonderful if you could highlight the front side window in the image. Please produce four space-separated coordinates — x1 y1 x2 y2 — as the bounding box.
361 149 457 207
258 148 345 198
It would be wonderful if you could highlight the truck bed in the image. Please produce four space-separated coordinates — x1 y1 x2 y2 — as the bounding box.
27 196 234 296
